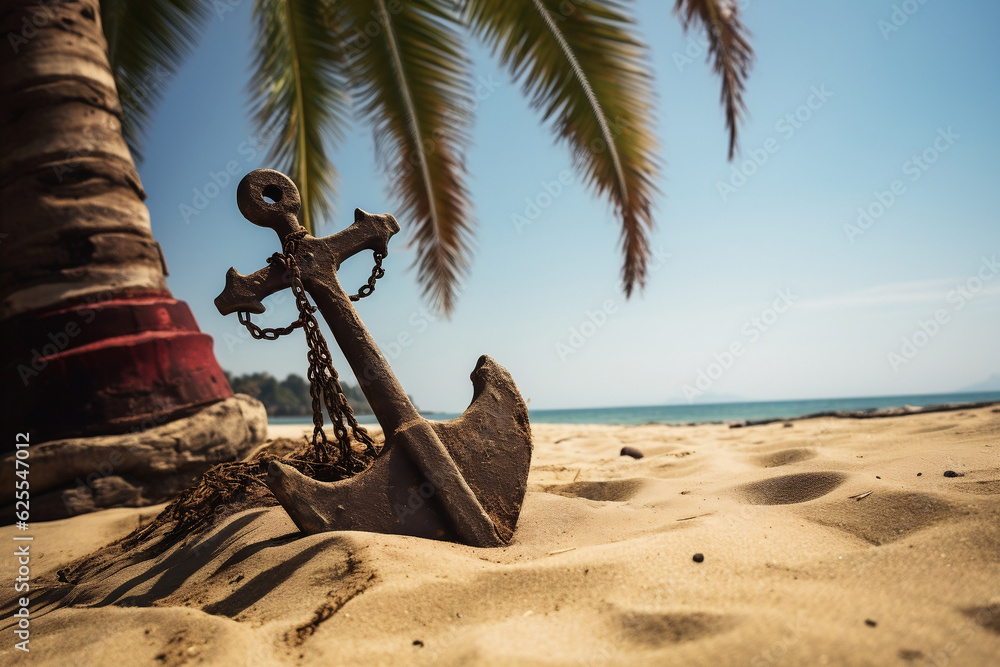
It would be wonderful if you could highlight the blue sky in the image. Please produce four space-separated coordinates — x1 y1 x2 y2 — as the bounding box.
139 0 1000 412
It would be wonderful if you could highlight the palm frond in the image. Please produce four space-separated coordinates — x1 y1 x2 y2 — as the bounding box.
101 0 211 162
674 0 753 160
464 0 660 296
249 0 350 232
333 0 475 314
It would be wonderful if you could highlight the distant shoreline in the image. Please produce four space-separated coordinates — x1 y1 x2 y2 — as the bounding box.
267 391 1000 429
726 399 1000 428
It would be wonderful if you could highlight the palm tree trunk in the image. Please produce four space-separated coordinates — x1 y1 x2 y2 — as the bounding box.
1 0 166 319
0 0 264 516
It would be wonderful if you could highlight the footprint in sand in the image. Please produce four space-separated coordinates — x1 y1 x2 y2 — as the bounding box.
737 472 848 505
953 479 1000 495
961 604 1000 634
753 448 818 468
542 478 646 502
802 491 953 545
614 610 740 646
910 423 958 434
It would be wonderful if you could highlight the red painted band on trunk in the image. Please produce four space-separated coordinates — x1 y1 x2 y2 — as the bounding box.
1 296 233 443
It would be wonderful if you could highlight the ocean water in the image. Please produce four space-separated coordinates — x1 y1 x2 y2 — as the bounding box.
267 390 1000 427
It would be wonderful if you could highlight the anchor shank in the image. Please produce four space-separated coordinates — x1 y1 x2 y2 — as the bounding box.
302 269 420 436
303 272 501 545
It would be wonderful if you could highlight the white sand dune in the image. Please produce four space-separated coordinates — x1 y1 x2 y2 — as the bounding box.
3 406 999 665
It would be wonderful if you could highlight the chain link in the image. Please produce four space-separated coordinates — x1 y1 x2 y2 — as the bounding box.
236 231 382 466
350 253 385 301
236 251 309 340
237 310 303 340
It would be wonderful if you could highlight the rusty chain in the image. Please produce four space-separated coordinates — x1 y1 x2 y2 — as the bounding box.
237 307 303 340
237 230 381 466
350 253 385 301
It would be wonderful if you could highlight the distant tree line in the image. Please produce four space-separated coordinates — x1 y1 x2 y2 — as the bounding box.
224 371 373 416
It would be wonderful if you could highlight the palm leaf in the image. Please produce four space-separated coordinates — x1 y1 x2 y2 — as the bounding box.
249 0 350 232
332 0 475 313
464 0 660 296
101 0 211 162
674 0 753 160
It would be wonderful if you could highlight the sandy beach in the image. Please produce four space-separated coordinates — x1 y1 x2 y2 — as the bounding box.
3 405 999 665
4 1 999 665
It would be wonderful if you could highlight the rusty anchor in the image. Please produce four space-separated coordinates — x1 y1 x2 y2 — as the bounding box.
215 169 532 547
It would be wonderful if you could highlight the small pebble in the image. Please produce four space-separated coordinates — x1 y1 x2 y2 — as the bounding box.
413 640 424 647
865 619 877 627
876 476 881 479
620 446 644 459
943 470 963 478
783 423 794 428
692 553 704 563
917 472 922 476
